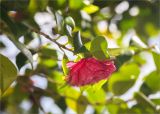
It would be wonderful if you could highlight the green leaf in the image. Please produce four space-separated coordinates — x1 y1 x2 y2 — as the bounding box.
62 55 69 76
0 6 28 38
140 83 154 96
55 11 63 32
151 99 160 105
82 5 99 14
64 25 72 37
86 88 106 104
115 54 132 70
48 0 66 10
76 96 88 113
55 97 67 112
107 104 119 114
108 63 140 95
90 36 109 60
144 71 160 92
73 31 87 53
69 0 85 10
24 33 34 44
64 16 75 29
41 59 57 68
134 92 156 110
0 54 17 95
107 98 128 114
0 41 6 49
51 71 65 84
0 8 33 68
152 52 160 71
39 46 57 59
108 48 134 56
66 95 88 114
28 0 49 15
16 52 27 70
64 87 85 113
8 37 33 69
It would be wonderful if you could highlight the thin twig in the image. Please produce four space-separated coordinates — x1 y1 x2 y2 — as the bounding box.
31 29 73 52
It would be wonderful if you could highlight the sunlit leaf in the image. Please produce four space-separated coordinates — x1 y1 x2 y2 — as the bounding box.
86 88 106 104
0 54 17 95
28 0 49 15
144 71 160 92
69 0 85 10
151 99 160 105
90 36 109 60
83 5 99 14
152 52 160 71
108 63 140 95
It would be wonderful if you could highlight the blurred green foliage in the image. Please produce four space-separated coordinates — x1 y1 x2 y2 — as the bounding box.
0 0 160 114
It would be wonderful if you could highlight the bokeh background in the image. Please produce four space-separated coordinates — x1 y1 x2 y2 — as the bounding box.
0 0 160 114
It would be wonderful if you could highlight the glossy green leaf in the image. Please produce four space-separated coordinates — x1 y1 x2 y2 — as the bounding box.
115 54 132 70
90 36 109 60
64 16 75 29
73 31 87 53
64 25 72 37
0 54 17 95
144 71 160 92
108 63 140 95
54 11 63 32
55 97 67 112
16 52 27 70
140 83 154 96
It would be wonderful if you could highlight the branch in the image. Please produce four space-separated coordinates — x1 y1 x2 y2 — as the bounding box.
31 29 73 52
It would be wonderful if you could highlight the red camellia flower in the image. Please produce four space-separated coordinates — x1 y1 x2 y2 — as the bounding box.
66 58 116 86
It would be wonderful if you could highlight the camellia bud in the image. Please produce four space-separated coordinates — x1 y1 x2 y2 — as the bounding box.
64 16 75 29
8 11 25 22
